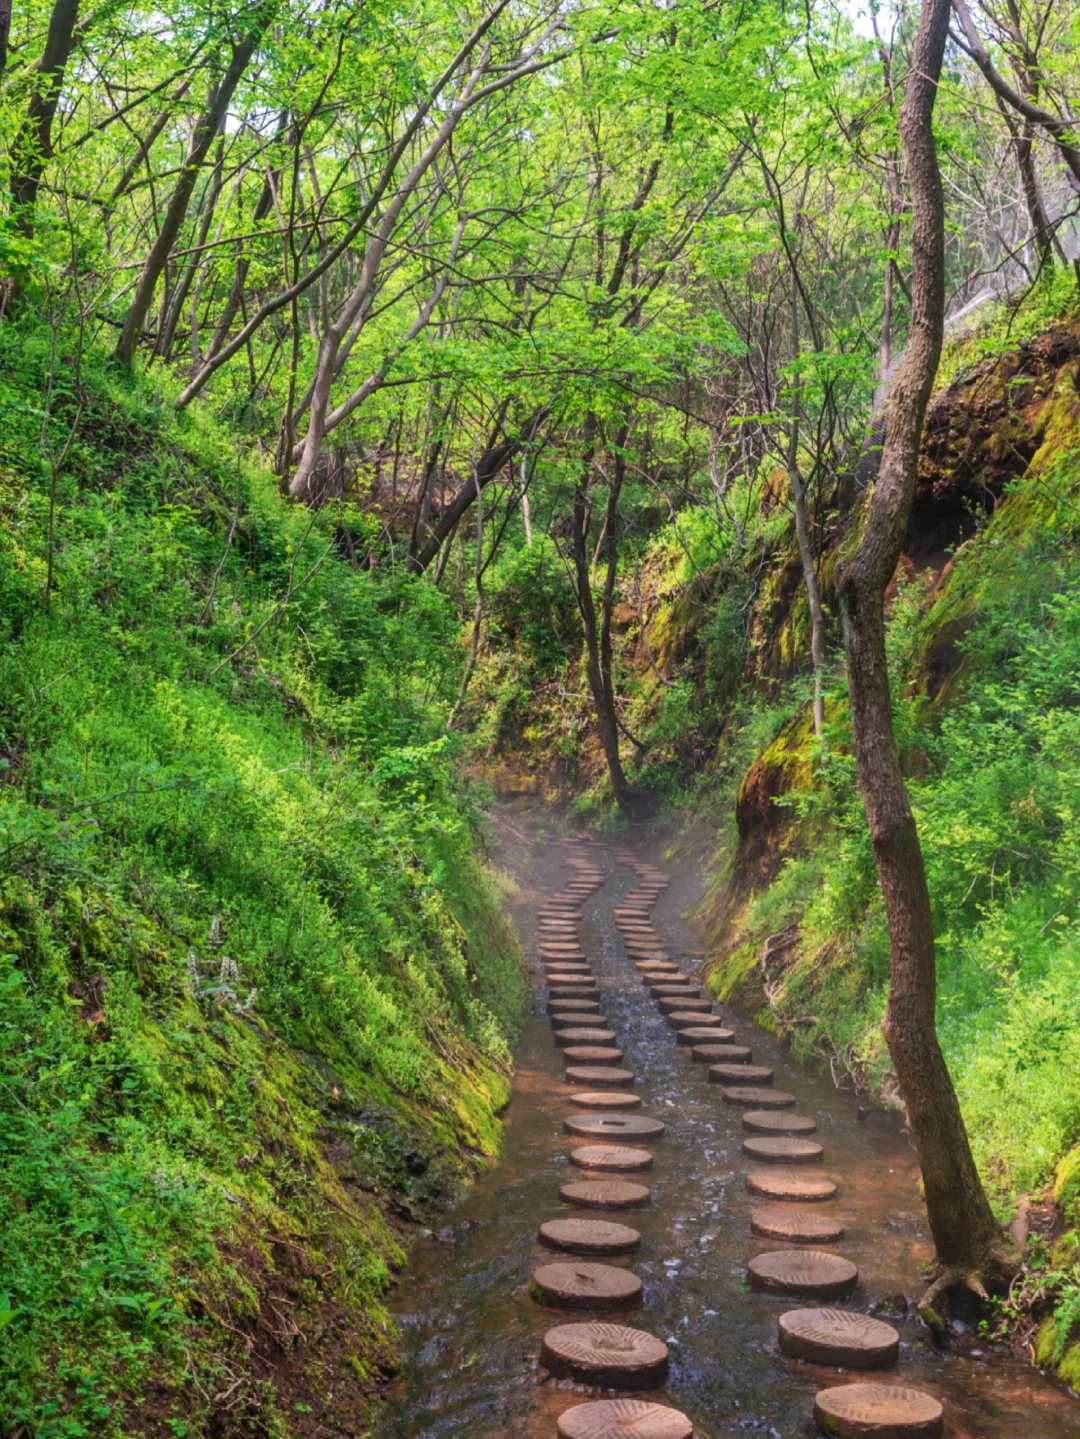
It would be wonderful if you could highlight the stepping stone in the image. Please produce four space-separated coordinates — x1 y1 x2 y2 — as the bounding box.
541 1322 669 1388
749 1249 858 1299
547 973 595 986
549 1000 602 1016
549 984 601 999
721 1086 795 1108
570 1144 654 1172
565 1113 665 1140
743 1110 818 1136
651 985 703 1001
540 948 588 959
642 971 692 988
658 996 711 1014
625 950 668 961
554 1027 617 1047
668 1014 732 1033
696 1041 752 1060
546 961 592 971
564 1045 624 1064
635 960 678 973
540 907 583 918
539 1218 641 1255
779 1308 898 1368
532 1262 642 1312
560 1179 651 1209
557 1400 692 1439
552 1011 605 1030
747 1170 838 1201
751 1204 845 1243
565 1066 636 1087
568 1091 643 1110
813 1383 943 1438
710 1062 773 1083
744 1136 824 1163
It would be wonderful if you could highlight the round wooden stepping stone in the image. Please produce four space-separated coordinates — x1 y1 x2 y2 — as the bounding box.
813 1383 943 1438
554 1027 617 1047
721 1086 795 1108
635 960 678 973
532 1262 642 1312
658 996 711 1014
695 1041 752 1059
541 1322 669 1388
744 1109 818 1136
550 1000 602 1015
568 1091 642 1110
540 909 583 920
642 971 691 987
546 961 592 971
710 1062 772 1083
539 1218 641 1255
668 1013 732 1033
565 1113 665 1140
744 1136 824 1163
552 1013 606 1032
779 1308 898 1368
547 975 595 988
541 952 588 962
565 1066 636 1087
564 1045 623 1064
570 1145 653 1172
751 1204 845 1243
557 1399 692 1439
548 975 597 988
749 1248 858 1299
747 1170 838 1201
550 985 601 1000
650 982 700 996
560 1179 650 1209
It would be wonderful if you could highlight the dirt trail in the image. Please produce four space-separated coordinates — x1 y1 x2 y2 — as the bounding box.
376 812 1080 1439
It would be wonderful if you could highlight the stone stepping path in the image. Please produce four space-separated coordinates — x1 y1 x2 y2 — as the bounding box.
530 846 944 1439
559 1179 651 1209
541 1322 669 1388
813 1383 943 1438
556 1400 693 1439
751 1203 845 1243
532 1261 643 1311
748 1248 859 1299
538 1217 641 1255
779 1308 899 1368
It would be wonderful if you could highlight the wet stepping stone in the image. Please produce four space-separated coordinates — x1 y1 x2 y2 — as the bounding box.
711 1062 772 1083
570 1144 654 1172
557 1399 692 1439
813 1383 943 1438
552 1011 604 1029
668 1014 732 1033
539 1218 641 1255
721 1086 795 1108
779 1308 898 1368
549 999 602 1015
565 1066 636 1087
532 1261 642 1312
747 1169 838 1201
549 984 601 999
642 971 693 988
565 1113 665 1140
650 981 701 996
743 1109 818 1136
540 948 588 959
658 996 711 1014
751 1204 844 1243
744 1136 824 1163
749 1249 858 1299
564 1045 623 1064
560 1179 651 1209
546 967 593 980
541 1322 669 1388
554 1027 617 1047
625 949 668 960
695 1041 752 1059
541 905 583 916
568 1091 643 1111
635 960 678 973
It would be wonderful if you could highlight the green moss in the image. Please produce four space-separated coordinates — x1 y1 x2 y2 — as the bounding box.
1055 1149 1080 1221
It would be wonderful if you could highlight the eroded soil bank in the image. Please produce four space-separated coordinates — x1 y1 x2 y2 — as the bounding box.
375 809 1080 1438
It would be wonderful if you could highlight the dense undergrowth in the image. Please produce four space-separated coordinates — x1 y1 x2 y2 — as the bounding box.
0 317 525 1438
466 287 1080 1377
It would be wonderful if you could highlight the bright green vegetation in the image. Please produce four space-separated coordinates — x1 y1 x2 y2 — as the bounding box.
0 327 524 1437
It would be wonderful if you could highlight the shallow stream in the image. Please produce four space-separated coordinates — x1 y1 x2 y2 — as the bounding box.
376 817 1080 1439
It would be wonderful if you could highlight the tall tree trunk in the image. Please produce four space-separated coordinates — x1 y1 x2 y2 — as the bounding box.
8 0 81 237
837 0 1013 1316
570 416 630 810
786 274 826 740
116 11 272 367
0 0 13 85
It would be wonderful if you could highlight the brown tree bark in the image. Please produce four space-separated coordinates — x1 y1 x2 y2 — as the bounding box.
8 0 81 236
836 0 1014 1317
0 0 13 85
116 8 273 366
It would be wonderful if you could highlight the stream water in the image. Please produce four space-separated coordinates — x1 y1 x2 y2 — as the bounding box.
375 814 1080 1439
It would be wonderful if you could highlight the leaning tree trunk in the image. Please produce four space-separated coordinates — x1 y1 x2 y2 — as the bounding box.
9 0 80 237
836 0 1014 1316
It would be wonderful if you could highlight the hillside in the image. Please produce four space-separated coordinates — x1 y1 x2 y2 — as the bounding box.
0 325 525 1438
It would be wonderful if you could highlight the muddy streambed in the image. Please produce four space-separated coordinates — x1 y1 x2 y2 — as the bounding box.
376 820 1080 1439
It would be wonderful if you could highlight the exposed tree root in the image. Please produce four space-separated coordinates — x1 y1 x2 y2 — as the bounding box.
917 1239 1021 1343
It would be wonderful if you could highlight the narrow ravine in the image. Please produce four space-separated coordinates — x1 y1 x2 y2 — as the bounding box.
377 820 1080 1439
